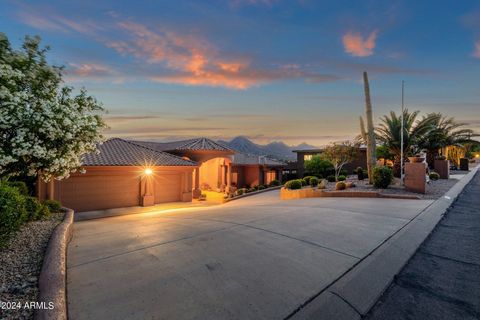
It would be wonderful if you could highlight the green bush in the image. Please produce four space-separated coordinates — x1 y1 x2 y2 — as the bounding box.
340 169 348 176
0 183 28 245
302 176 315 185
36 205 51 219
373 166 393 188
356 167 364 180
269 179 281 187
284 179 302 190
258 185 266 190
363 170 368 179
309 176 319 187
327 175 336 182
337 175 346 181
335 182 346 190
7 181 29 196
24 196 43 220
42 199 62 213
429 172 440 181
300 178 307 186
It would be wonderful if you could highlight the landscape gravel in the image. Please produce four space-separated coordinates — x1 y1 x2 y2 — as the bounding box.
322 170 468 200
0 212 64 320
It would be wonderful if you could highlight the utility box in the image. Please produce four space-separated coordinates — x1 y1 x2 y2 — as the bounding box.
405 162 427 194
434 159 450 179
460 158 469 171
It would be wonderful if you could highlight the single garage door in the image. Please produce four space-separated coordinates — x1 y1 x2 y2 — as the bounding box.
155 173 182 203
58 174 141 212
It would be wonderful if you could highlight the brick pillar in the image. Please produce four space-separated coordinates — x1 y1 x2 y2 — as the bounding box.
434 160 449 179
193 167 201 198
405 162 427 194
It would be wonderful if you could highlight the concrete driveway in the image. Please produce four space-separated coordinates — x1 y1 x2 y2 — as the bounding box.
67 190 433 320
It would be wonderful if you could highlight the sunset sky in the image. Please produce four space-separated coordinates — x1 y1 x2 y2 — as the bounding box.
1 0 479 146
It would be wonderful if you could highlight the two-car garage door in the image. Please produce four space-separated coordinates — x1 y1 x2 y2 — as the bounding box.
58 174 142 212
58 171 184 212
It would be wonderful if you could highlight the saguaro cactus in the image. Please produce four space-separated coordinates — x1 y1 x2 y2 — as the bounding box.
361 71 376 184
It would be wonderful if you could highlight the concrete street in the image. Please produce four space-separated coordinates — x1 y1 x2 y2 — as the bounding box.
366 172 480 320
67 191 433 320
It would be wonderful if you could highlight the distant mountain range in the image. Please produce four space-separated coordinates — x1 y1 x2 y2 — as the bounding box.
218 136 317 161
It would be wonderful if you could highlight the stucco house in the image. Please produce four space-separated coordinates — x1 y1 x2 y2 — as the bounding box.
38 137 285 212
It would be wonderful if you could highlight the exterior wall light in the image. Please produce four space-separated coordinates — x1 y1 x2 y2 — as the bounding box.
145 168 153 175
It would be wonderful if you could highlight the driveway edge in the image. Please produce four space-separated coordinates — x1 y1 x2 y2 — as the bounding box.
289 166 479 320
34 208 74 320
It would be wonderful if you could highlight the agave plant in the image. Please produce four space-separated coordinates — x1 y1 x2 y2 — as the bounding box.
376 109 438 176
418 114 477 167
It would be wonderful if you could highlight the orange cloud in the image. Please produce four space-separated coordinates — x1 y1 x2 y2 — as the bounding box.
342 31 378 57
474 41 480 58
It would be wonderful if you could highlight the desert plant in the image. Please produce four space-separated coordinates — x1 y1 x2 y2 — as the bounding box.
302 176 315 185
335 182 346 190
258 185 266 190
42 199 62 213
309 177 319 187
300 178 307 186
24 196 43 220
6 181 29 196
356 167 364 180
360 71 377 184
429 172 440 181
269 179 281 187
318 179 327 189
337 175 346 181
321 141 358 182
0 183 27 246
376 109 438 177
372 166 393 188
36 205 51 219
284 179 302 190
304 156 334 178
327 175 336 182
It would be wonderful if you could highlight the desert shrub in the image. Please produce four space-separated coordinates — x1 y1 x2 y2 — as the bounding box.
36 205 51 219
284 179 302 190
0 183 28 245
304 156 334 178
7 181 29 196
429 172 440 181
236 188 245 196
373 166 393 188
337 175 346 181
269 179 281 187
356 167 364 180
24 196 43 220
327 175 336 182
258 185 266 190
300 178 307 186
302 176 315 185
309 177 319 187
340 169 348 176
42 200 62 213
363 170 368 179
318 179 327 189
335 182 346 190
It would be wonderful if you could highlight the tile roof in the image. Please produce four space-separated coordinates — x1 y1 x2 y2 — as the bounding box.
131 138 233 152
82 138 197 166
232 153 286 166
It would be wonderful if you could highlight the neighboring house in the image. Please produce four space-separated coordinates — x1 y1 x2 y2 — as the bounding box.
231 153 285 188
293 147 367 178
38 137 285 212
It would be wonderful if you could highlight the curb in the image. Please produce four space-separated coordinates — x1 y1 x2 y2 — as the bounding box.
289 166 479 320
35 208 74 320
223 186 282 203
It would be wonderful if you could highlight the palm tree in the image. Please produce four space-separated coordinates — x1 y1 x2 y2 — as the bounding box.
376 109 437 177
419 114 477 167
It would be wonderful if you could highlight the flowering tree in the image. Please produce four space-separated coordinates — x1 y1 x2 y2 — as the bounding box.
0 34 106 182
321 141 358 181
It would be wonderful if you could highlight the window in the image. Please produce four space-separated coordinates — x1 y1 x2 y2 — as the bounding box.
304 155 312 161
